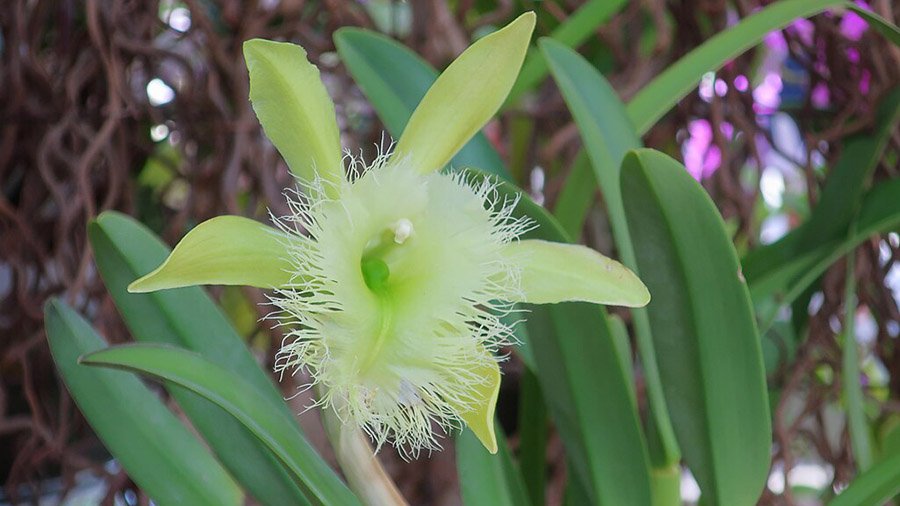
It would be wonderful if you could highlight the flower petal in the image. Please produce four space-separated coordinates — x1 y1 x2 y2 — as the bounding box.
129 216 302 293
503 239 650 307
244 39 343 187
455 357 501 454
394 12 535 173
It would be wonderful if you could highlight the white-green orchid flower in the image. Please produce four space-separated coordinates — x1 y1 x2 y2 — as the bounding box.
128 12 649 456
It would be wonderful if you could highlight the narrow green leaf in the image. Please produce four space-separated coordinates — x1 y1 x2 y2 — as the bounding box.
744 88 900 302
507 0 627 103
608 315 636 404
540 37 638 236
651 464 683 506
456 423 530 506
81 344 361 506
621 149 771 505
89 211 312 506
841 234 873 471
244 39 343 186
754 178 900 333
626 0 846 134
541 36 680 469
552 151 596 238
334 28 507 178
829 452 900 506
394 13 534 174
128 215 300 293
847 5 900 46
564 466 594 506
503 239 649 307
44 299 242 506
516 368 547 506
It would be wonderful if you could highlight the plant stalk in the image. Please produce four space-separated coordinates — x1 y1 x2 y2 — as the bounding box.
320 401 408 506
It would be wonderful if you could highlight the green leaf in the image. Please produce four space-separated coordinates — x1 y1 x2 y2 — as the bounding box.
829 452 900 506
394 13 534 174
841 234 873 471
744 88 900 304
128 215 299 292
244 39 343 187
625 0 846 134
847 5 900 46
516 368 547 506
753 178 900 333
81 344 361 506
503 239 649 307
541 37 680 470
507 0 627 103
528 303 651 505
333 28 507 178
89 211 312 506
44 299 242 506
468 169 653 506
621 149 771 505
456 422 530 506
552 151 596 238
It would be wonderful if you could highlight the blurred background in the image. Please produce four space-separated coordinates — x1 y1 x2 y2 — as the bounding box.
2 0 899 504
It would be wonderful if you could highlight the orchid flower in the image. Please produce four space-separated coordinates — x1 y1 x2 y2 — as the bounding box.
128 12 649 456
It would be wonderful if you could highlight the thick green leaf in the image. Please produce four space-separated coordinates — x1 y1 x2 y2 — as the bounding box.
541 37 680 470
468 169 652 506
829 452 900 506
507 0 627 103
395 13 534 174
621 149 771 505
128 215 300 293
81 344 361 506
244 39 343 186
44 299 242 506
503 239 649 307
89 211 311 506
334 28 507 179
456 423 530 506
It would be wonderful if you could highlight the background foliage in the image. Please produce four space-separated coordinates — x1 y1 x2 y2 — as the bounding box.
2 0 899 504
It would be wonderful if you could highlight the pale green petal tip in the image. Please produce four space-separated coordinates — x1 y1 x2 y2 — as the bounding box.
126 216 298 294
395 11 536 174
457 360 501 454
128 268 167 293
243 38 343 187
506 239 652 308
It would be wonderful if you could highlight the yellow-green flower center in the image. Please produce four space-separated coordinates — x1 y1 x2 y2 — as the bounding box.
360 219 414 293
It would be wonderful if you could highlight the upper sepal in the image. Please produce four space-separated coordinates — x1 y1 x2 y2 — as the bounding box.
393 12 535 173
244 39 344 189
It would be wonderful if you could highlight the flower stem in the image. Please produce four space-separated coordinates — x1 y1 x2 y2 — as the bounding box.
321 399 408 506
